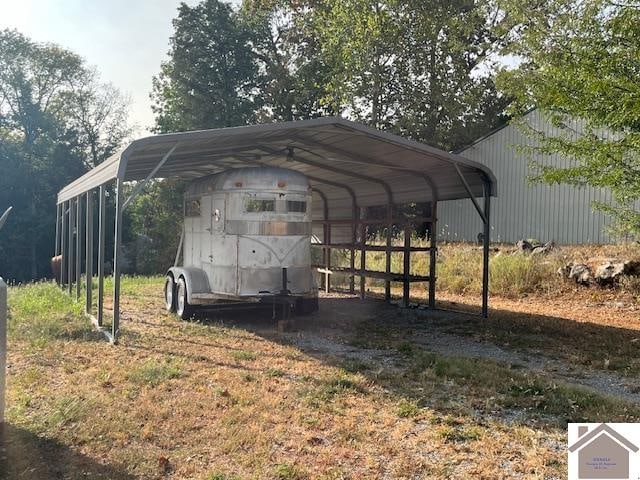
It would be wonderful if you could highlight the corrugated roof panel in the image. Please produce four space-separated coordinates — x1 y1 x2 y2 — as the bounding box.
57 118 496 222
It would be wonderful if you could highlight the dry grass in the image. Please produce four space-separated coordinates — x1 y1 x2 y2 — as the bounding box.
4 263 640 479
328 240 640 376
327 239 640 301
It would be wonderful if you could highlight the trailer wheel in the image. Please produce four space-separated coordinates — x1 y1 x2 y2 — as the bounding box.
164 275 176 313
176 277 194 320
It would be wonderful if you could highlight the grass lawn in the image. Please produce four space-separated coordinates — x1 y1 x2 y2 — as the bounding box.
3 276 640 479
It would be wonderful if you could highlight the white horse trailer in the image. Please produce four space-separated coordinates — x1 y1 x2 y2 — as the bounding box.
164 167 319 319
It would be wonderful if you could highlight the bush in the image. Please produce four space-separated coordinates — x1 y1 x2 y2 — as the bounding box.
436 248 482 295
489 253 561 298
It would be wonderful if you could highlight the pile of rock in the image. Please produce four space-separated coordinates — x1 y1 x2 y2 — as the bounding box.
515 239 555 255
558 260 640 286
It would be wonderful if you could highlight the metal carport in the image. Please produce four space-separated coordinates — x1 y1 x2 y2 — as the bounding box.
55 117 496 343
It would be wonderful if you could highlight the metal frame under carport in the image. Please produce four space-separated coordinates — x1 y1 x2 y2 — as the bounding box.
54 117 495 344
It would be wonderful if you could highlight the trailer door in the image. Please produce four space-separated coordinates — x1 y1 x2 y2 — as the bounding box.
199 195 212 265
200 194 236 295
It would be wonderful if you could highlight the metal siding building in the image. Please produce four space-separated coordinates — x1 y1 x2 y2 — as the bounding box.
439 110 616 244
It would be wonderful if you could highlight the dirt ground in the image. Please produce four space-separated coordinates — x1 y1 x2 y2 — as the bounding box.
3 279 640 479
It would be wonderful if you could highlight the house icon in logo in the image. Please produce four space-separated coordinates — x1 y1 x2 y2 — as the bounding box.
569 424 639 479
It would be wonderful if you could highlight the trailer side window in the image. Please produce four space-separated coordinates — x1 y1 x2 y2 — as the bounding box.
286 200 307 213
185 199 201 217
245 198 275 213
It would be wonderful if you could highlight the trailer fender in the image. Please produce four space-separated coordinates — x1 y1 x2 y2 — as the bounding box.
166 266 211 303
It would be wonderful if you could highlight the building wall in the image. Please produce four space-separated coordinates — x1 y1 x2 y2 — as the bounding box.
438 110 616 245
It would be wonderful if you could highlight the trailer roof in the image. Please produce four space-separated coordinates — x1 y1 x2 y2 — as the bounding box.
57 116 496 206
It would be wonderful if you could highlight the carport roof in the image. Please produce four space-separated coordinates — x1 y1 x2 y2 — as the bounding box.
57 116 496 206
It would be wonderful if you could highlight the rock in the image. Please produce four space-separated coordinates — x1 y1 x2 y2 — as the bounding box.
568 263 592 285
531 241 555 256
515 239 533 252
558 262 573 277
623 260 640 276
595 261 626 285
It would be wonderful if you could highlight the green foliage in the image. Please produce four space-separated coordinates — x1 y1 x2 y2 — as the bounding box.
139 1 513 276
0 29 131 281
41 396 90 431
124 179 186 274
497 0 640 236
230 350 257 361
273 463 308 480
239 0 336 121
435 248 483 295
8 282 96 348
151 0 258 133
126 357 183 387
437 425 482 443
350 239 563 298
309 0 509 150
396 399 421 418
489 253 561 297
207 473 242 480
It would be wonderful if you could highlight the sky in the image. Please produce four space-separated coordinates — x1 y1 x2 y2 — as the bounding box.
0 0 237 137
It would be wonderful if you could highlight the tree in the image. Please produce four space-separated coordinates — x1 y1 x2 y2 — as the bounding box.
309 0 509 150
142 1 272 276
151 0 258 133
497 0 640 236
61 68 133 167
124 179 187 274
239 0 336 121
0 29 131 280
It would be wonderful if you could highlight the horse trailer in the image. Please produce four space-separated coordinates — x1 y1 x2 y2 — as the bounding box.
164 167 319 319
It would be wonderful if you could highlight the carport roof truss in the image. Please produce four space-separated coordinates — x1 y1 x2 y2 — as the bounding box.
57 116 496 205
55 117 496 343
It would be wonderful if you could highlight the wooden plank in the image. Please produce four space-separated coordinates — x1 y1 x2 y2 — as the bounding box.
314 266 431 283
402 225 411 307
312 217 433 226
312 243 433 252
429 201 437 308
359 208 366 299
385 205 392 301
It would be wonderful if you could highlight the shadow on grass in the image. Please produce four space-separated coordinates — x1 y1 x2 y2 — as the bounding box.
0 423 135 480
430 299 640 374
184 294 640 425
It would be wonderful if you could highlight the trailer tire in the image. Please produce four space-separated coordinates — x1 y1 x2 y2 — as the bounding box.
176 277 194 320
164 275 176 313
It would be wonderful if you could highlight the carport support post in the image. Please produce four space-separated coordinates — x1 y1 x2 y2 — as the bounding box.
321 199 328 292
112 178 124 342
359 208 366 299
402 224 411 307
60 202 67 285
76 196 83 300
55 203 61 257
0 278 6 426
324 223 331 294
481 182 491 318
85 191 93 315
385 205 393 301
429 201 437 309
97 185 106 327
350 203 357 294
68 199 75 295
